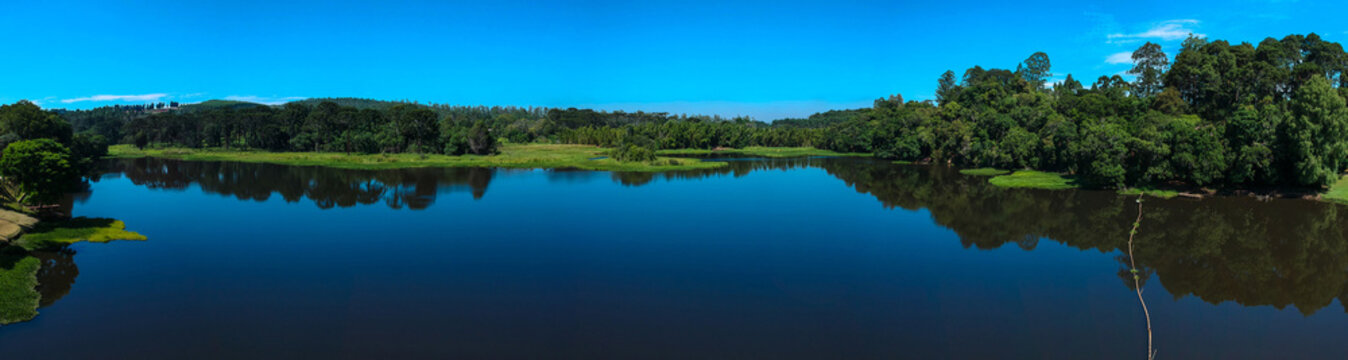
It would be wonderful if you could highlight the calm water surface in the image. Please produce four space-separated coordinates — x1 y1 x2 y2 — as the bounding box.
2 157 1347 359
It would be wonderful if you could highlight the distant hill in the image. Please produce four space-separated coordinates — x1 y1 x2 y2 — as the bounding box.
179 100 268 113
771 108 870 128
288 98 549 120
288 97 428 111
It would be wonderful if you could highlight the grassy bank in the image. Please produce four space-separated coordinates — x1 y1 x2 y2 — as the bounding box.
15 218 147 251
110 144 727 172
959 168 1010 176
657 146 870 158
1117 187 1182 199
1327 175 1348 204
0 253 40 325
988 170 1079 190
0 218 146 325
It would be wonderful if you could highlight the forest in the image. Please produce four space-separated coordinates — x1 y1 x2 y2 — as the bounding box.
0 101 108 208
22 32 1348 192
819 33 1348 189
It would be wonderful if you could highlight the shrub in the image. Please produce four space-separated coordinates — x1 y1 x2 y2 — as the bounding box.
0 139 76 205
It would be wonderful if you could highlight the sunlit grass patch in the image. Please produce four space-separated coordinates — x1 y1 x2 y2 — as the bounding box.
16 218 147 251
0 253 39 325
988 170 1078 190
110 144 728 172
1118 187 1181 199
1326 175 1348 204
959 168 1010 176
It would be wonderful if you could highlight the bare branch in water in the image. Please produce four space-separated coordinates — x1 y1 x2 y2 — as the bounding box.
1126 195 1156 360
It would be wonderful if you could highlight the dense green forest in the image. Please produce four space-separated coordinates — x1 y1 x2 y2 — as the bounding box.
0 101 108 207
819 33 1348 189
94 98 823 155
26 32 1348 190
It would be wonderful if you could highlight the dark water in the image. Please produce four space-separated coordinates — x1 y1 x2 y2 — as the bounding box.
3 157 1348 359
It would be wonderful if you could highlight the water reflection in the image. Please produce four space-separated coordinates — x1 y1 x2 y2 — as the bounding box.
110 158 494 210
102 157 1348 315
0 248 78 325
34 249 77 308
610 157 828 186
820 161 1348 316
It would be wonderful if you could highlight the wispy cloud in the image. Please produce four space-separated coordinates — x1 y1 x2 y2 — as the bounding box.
27 97 59 107
60 93 168 104
1107 19 1203 44
223 95 306 105
1105 51 1133 65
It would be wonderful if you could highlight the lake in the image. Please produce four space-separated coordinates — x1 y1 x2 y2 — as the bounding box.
2 156 1347 359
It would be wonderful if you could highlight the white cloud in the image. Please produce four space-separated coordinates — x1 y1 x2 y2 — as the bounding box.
223 95 306 105
1106 51 1134 65
1107 19 1203 43
60 93 168 103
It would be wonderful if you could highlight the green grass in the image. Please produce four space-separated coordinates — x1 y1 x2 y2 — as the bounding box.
959 168 1011 176
110 144 728 172
656 146 870 158
15 217 147 251
988 170 1079 190
1326 175 1348 204
1118 187 1181 199
0 217 146 325
0 253 40 325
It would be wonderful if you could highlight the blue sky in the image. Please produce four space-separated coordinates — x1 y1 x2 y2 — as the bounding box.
2 0 1344 120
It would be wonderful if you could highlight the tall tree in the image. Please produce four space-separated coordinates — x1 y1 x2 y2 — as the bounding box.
1128 42 1169 98
1282 75 1348 187
1018 52 1051 89
466 120 497 155
936 70 958 105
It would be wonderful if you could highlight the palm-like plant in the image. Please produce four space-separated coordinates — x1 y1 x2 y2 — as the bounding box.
0 176 31 208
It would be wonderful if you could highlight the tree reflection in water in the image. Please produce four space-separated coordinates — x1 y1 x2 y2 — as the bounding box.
102 157 1348 315
33 249 77 308
111 158 494 210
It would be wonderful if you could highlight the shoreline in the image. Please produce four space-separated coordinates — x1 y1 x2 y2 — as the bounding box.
917 165 1348 203
108 144 730 172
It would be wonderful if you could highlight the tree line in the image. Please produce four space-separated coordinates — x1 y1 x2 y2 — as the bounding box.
39 31 1348 190
816 33 1348 188
109 100 827 156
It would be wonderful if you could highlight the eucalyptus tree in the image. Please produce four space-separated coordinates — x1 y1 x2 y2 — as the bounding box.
1128 42 1168 98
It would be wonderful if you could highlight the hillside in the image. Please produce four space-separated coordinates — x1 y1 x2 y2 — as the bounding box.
771 108 869 128
178 100 268 113
288 97 426 111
